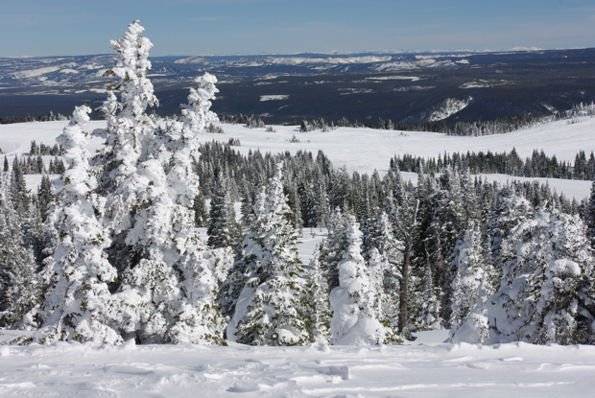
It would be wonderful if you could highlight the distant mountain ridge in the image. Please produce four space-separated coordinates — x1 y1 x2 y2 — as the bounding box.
1 48 595 125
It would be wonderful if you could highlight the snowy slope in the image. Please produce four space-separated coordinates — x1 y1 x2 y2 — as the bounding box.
1 117 594 199
0 334 594 397
428 97 473 121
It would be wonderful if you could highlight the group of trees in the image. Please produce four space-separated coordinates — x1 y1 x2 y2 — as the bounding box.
0 111 68 126
4 155 65 176
390 149 595 181
0 21 594 347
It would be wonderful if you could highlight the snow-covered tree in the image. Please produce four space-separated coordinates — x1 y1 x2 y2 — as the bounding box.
460 209 594 345
231 165 309 345
330 215 384 345
418 257 441 330
588 180 595 249
486 187 532 273
92 21 230 344
36 106 121 344
365 210 404 339
304 252 331 343
100 20 159 235
449 222 493 330
207 170 237 249
0 178 38 328
181 72 219 132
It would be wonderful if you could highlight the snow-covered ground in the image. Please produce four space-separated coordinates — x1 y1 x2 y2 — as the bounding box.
1 116 593 199
1 330 594 397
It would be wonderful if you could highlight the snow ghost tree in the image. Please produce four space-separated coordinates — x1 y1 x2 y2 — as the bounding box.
330 214 385 345
181 72 219 132
37 106 121 344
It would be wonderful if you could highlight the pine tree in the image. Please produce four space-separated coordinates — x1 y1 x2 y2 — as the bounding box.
329 214 385 345
36 106 121 344
366 209 404 339
37 175 54 222
588 180 595 249
193 191 207 227
319 207 350 291
304 252 331 343
94 21 230 344
389 188 420 337
0 181 38 328
232 165 309 345
418 255 441 330
10 157 30 217
181 72 219 132
471 208 594 345
207 170 235 249
449 222 493 330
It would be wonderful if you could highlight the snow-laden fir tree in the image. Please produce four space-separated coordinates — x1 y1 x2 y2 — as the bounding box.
100 20 158 228
108 84 230 343
418 256 442 331
449 221 493 331
181 72 219 132
330 214 385 345
304 251 331 343
460 208 594 344
486 186 533 276
207 169 236 249
0 175 38 328
588 180 595 249
231 165 309 345
37 175 54 223
365 209 404 340
36 105 121 345
319 207 350 291
431 169 466 326
84 21 231 344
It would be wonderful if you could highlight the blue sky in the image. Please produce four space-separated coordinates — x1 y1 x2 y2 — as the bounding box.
1 0 595 56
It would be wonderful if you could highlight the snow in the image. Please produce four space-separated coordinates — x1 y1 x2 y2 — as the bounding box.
0 332 594 397
259 94 289 102
366 75 421 81
266 55 392 65
477 174 592 201
1 116 594 201
461 80 511 89
12 66 62 79
428 97 473 121
297 228 327 264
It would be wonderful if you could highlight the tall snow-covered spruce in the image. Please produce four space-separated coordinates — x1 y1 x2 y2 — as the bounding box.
229 164 310 346
37 106 121 344
330 214 385 345
99 22 231 344
454 208 594 344
25 21 232 345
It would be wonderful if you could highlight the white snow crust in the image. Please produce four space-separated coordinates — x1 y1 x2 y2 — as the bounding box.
1 330 594 397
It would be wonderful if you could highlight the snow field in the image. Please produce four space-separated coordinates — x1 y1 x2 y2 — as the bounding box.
1 334 594 397
2 116 593 199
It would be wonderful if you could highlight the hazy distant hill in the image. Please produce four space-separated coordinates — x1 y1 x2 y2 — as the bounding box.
1 48 595 124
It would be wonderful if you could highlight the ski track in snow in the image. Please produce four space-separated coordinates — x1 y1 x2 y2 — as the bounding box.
0 333 594 397
1 117 593 200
